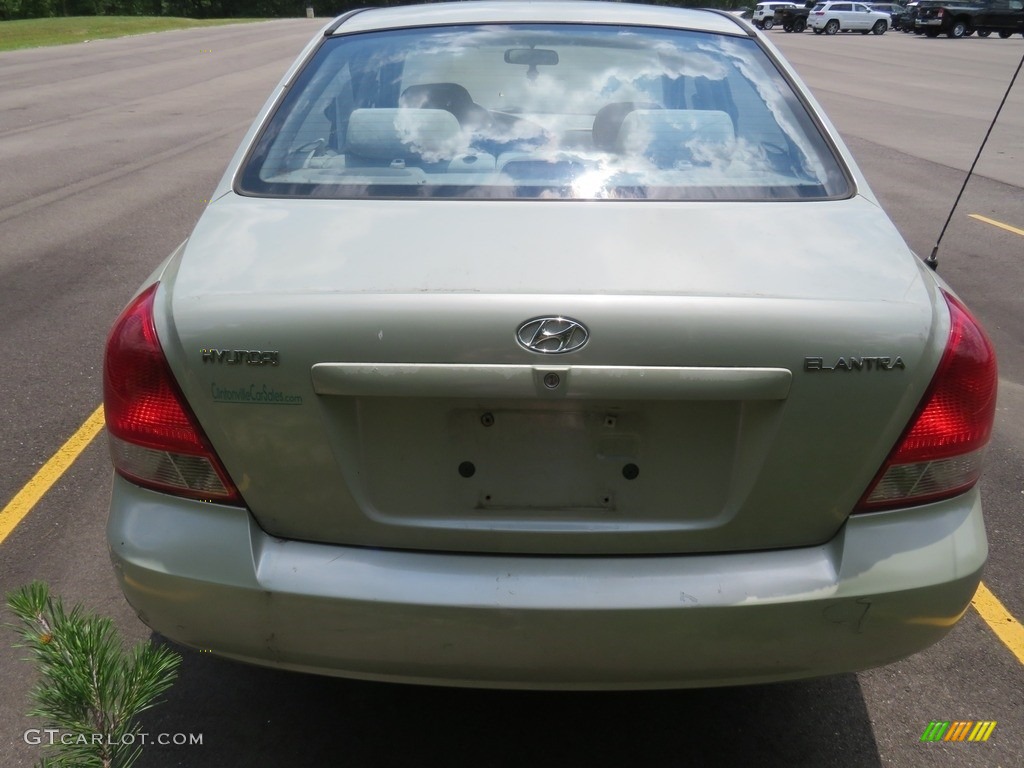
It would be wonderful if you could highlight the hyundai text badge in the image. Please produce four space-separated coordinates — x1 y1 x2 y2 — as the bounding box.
516 317 589 354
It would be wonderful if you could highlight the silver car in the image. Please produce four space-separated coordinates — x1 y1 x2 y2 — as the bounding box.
104 1 996 689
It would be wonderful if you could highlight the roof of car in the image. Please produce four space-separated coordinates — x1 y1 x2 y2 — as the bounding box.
328 1 749 37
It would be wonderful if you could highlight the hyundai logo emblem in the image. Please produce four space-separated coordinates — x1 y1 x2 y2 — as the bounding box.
516 317 589 354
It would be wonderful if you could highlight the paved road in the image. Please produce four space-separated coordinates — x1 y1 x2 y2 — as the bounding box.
0 20 1021 767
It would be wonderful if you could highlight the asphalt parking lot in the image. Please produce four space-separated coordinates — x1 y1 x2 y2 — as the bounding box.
0 18 1022 767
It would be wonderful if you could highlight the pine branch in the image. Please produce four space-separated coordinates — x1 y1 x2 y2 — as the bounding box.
6 581 182 768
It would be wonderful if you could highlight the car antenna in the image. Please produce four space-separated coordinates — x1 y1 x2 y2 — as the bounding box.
927 48 1024 271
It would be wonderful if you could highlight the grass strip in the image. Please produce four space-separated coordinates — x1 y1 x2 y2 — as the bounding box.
0 16 267 52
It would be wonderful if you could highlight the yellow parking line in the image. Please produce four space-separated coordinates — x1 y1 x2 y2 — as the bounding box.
973 582 1024 666
969 214 1024 238
0 405 105 545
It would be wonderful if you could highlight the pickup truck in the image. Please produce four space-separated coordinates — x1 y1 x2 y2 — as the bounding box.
916 0 1024 37
775 1 817 31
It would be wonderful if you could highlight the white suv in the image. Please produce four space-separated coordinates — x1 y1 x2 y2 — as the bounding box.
810 1 891 33
753 1 797 28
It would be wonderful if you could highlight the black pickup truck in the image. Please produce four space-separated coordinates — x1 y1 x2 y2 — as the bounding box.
916 0 1024 37
775 1 816 31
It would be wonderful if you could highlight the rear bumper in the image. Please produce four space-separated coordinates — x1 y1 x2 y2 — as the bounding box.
108 476 986 690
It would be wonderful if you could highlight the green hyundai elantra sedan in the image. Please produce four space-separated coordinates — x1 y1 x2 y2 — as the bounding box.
103 0 997 689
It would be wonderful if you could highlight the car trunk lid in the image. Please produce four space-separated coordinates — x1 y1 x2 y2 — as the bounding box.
161 193 942 554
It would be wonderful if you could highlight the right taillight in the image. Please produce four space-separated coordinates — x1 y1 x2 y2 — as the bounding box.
104 284 243 505
857 290 997 511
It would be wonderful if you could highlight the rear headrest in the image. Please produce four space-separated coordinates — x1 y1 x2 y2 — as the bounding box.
592 102 662 152
400 82 493 131
615 109 735 164
346 108 464 161
400 83 474 113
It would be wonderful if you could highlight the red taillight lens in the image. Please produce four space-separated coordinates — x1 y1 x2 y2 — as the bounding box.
857 291 997 511
104 284 242 504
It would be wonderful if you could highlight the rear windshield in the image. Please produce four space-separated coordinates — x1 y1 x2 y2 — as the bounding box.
237 23 851 201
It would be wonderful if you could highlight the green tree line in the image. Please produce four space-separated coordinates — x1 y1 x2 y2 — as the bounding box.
2 0 747 24
0 0 299 20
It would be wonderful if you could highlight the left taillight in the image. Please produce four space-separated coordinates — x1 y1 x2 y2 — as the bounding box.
103 284 242 504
